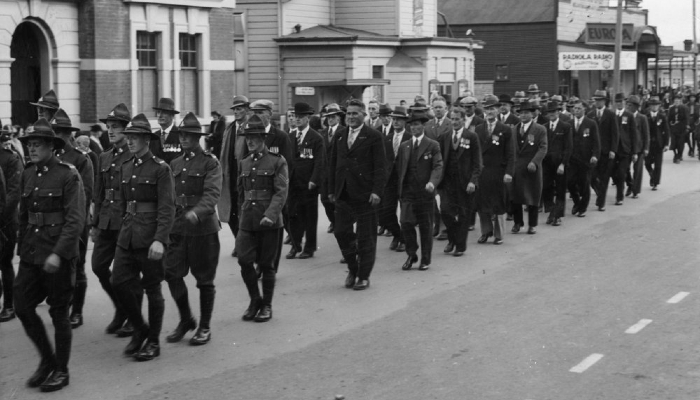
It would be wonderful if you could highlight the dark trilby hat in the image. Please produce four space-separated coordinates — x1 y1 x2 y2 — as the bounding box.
544 101 562 113
50 109 81 133
407 110 430 124
592 90 607 100
389 106 410 119
520 99 541 112
178 112 203 135
153 97 180 114
30 89 60 110
378 103 393 116
647 96 662 105
527 84 540 94
100 103 132 124
498 94 514 105
323 103 344 117
482 94 500 108
231 95 250 109
626 95 642 107
614 93 626 102
239 114 270 136
294 102 314 116
19 118 65 149
408 102 429 112
124 114 159 139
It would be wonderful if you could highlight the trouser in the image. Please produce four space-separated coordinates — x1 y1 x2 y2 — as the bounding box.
542 159 567 219
478 212 505 240
513 204 538 227
14 259 76 372
439 190 471 252
672 132 685 161
71 226 89 315
433 199 442 235
645 145 664 186
626 153 645 195
401 199 435 265
378 184 402 240
92 228 134 320
612 154 631 202
112 246 165 343
320 193 335 226
165 233 220 329
289 190 319 254
273 206 288 272
0 224 17 309
686 130 695 155
567 159 593 213
593 155 614 207
333 196 378 280
236 228 280 306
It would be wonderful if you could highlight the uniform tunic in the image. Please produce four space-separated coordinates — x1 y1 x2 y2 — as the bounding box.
0 148 23 309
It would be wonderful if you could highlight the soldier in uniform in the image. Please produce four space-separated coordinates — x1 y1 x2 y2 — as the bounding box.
164 112 222 345
14 118 85 392
30 89 60 121
150 98 183 164
91 103 137 336
541 102 572 226
0 127 23 322
112 113 175 361
50 109 94 329
236 114 288 322
644 96 670 190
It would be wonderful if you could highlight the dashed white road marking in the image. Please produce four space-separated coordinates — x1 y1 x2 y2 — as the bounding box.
667 292 690 304
570 353 604 373
625 319 652 334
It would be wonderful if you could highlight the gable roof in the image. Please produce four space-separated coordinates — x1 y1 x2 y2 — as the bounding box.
276 25 397 42
438 0 556 25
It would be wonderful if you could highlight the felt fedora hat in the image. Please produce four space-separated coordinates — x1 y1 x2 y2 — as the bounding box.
153 97 180 114
19 118 65 149
30 89 60 110
238 114 270 136
50 109 81 133
178 112 203 135
293 102 314 116
389 106 410 119
482 94 500 108
100 103 132 124
124 114 159 139
231 95 250 109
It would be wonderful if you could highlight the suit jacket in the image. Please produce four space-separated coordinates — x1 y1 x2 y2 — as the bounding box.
320 124 346 196
329 124 387 202
570 117 601 164
587 108 619 155
614 110 639 155
424 117 452 141
383 129 411 184
438 129 482 190
511 122 548 205
377 124 394 138
396 137 443 201
151 126 183 164
289 127 325 192
474 121 514 214
498 112 519 127
544 119 573 166
647 111 670 149
634 112 650 154
464 115 485 133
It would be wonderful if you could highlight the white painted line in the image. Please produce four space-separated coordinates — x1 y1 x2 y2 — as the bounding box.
667 292 690 304
570 353 604 373
625 319 652 334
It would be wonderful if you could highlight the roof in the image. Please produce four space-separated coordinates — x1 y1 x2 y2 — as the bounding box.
438 0 556 25
276 25 397 43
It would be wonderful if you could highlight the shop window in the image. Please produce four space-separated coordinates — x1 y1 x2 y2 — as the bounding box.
137 31 159 118
179 33 199 114
495 64 509 81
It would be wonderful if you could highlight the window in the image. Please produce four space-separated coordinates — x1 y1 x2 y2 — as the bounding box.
495 64 509 81
179 33 199 114
372 66 384 79
137 31 159 118
233 13 246 93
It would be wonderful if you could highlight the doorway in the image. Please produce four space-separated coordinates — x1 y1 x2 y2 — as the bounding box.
11 22 46 128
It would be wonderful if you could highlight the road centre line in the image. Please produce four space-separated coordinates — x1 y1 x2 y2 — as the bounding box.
569 353 604 373
625 319 652 334
667 292 690 304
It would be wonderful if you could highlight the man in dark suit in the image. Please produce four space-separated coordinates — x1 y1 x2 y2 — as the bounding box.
379 106 411 252
377 103 394 138
498 94 520 127
567 99 600 218
685 93 698 157
439 104 482 257
511 99 548 234
542 102 572 226
625 95 649 199
150 97 183 164
644 96 670 190
668 93 689 163
365 100 382 130
588 90 619 211
286 103 325 259
396 111 443 270
329 99 386 290
611 93 639 206
205 111 226 158
457 96 485 233
424 96 451 141
319 104 345 234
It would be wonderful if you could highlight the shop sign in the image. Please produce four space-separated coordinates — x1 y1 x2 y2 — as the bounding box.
558 51 637 71
295 87 315 96
585 23 634 46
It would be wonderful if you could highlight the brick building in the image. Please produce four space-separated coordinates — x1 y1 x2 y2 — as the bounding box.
1 0 236 128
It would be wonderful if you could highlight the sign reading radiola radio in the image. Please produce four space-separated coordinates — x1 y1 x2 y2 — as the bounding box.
558 51 637 71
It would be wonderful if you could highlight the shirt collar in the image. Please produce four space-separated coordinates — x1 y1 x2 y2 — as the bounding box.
162 122 174 134
454 127 464 136
265 125 271 134
522 121 533 131
352 124 364 134
394 129 405 136
551 119 559 126
413 134 424 145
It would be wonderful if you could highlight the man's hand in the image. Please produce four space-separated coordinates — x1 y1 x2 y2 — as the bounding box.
557 164 565 175
632 154 638 163
43 253 61 273
590 156 598 165
308 181 317 190
148 240 165 260
328 194 336 203
503 174 513 183
369 193 381 206
425 182 435 193
260 216 274 227
527 162 536 172
90 227 100 243
466 182 476 194
609 151 615 159
663 146 669 152
185 210 199 224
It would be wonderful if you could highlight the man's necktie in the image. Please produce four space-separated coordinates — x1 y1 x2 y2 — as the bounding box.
452 132 459 150
348 129 358 147
296 131 302 146
393 133 401 156
597 110 602 120
575 119 580 131
489 123 494 135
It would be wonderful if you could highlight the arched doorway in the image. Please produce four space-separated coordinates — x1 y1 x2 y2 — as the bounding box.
11 21 49 128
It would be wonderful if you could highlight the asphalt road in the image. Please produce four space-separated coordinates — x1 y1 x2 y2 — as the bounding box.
1 156 699 400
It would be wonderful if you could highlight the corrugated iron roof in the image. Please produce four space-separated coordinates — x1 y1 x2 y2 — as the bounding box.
438 0 557 25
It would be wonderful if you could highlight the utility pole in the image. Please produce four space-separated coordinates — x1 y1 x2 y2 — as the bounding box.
694 0 698 92
613 0 624 95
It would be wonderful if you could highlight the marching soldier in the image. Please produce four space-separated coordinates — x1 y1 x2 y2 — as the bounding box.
164 113 222 345
91 103 137 336
237 114 288 322
541 102 572 226
644 96 670 190
112 113 175 361
150 97 183 164
30 89 60 121
15 118 85 392
50 109 94 329
0 127 23 322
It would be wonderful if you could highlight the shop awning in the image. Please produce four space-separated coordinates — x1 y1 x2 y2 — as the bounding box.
290 79 391 87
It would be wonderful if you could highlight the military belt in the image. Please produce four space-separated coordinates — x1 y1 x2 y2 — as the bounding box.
125 201 158 215
28 211 64 227
174 195 201 207
244 190 272 201
105 189 122 201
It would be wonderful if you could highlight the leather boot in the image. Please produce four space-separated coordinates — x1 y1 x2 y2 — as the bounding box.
70 282 87 328
165 317 197 343
199 287 215 331
40 370 69 392
105 310 127 334
242 297 261 321
124 324 149 356
26 358 56 388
